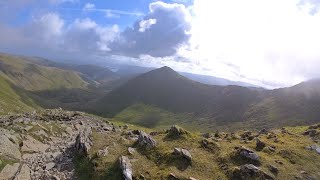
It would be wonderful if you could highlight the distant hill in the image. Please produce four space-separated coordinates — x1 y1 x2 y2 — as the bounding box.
180 72 260 88
0 53 91 114
0 53 88 91
94 66 320 130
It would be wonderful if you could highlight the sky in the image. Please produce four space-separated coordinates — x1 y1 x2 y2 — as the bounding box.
0 0 320 88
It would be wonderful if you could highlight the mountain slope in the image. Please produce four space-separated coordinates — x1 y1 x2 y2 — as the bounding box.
0 75 39 114
0 53 88 91
0 53 92 114
94 67 259 123
94 66 320 130
180 72 259 88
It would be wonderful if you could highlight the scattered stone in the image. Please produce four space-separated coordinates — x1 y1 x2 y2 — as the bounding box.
202 132 213 138
268 164 279 174
46 162 55 170
14 164 31 180
258 128 268 135
275 160 284 165
256 138 266 151
308 124 320 129
128 147 136 155
0 163 20 180
119 156 132 180
173 148 192 161
24 126 33 132
235 146 260 162
21 135 49 153
303 129 319 137
167 125 188 138
267 132 277 139
189 177 197 180
168 173 179 180
0 133 21 160
51 175 60 180
75 127 92 156
137 131 157 148
232 164 274 180
97 146 109 157
240 131 254 141
201 139 220 152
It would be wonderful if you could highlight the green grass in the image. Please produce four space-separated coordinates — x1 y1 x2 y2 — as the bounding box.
0 156 19 172
77 122 320 180
0 75 39 115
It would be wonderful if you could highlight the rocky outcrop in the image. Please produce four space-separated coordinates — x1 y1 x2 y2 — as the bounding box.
256 138 266 151
0 133 21 160
119 156 132 180
173 148 192 161
201 139 220 152
137 130 156 148
232 164 274 180
14 164 31 180
97 146 109 157
234 146 260 162
21 135 49 153
167 125 188 138
0 163 20 180
75 127 92 156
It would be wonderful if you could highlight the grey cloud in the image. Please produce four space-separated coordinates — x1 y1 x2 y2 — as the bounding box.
110 1 192 57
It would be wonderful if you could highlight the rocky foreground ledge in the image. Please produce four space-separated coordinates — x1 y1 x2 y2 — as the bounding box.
0 109 320 180
0 109 112 180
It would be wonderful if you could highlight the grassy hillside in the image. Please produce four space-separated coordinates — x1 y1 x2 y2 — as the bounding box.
0 53 88 91
0 53 93 114
93 66 320 131
78 121 320 180
0 75 39 114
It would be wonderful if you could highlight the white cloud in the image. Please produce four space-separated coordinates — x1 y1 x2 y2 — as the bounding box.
177 0 320 88
139 19 157 32
105 10 120 18
83 3 95 11
110 1 192 57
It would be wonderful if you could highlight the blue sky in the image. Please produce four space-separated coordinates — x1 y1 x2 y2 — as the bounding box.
1 0 320 88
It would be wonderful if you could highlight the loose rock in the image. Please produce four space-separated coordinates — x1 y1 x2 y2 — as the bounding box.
119 156 132 180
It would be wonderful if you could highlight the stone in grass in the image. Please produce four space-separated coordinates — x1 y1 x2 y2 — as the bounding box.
173 148 192 161
235 146 260 162
137 131 157 148
119 156 132 180
232 164 274 180
0 163 20 180
166 125 189 138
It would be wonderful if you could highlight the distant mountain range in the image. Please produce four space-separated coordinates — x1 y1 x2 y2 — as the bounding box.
93 66 320 130
1 52 320 130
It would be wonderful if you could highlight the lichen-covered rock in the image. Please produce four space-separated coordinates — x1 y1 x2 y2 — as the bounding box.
14 164 31 180
0 163 20 180
232 164 274 180
256 138 266 151
97 146 109 157
138 130 156 148
119 156 132 180
0 134 21 160
75 127 92 156
21 135 49 153
173 148 192 161
235 146 260 162
201 139 220 152
167 125 188 138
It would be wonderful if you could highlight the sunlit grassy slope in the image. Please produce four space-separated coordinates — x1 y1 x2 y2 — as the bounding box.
0 75 39 114
0 53 90 114
76 122 320 180
0 53 88 91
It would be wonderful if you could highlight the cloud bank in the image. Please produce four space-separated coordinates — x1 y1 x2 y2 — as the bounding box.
1 0 320 88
